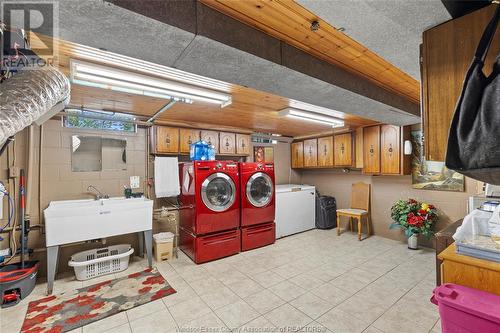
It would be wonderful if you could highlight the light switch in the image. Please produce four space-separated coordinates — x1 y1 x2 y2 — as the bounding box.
130 176 140 189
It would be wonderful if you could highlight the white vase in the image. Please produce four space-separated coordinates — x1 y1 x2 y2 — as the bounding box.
407 234 418 250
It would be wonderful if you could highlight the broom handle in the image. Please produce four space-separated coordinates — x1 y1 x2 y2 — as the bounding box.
20 169 25 268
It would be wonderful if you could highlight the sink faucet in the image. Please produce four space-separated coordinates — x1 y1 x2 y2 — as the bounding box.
87 185 109 199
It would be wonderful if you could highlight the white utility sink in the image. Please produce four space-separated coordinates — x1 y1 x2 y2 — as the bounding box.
43 196 154 294
44 196 153 247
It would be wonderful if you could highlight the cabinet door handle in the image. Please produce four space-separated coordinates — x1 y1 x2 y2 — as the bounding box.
323 145 327 156
340 143 345 154
166 135 170 144
369 145 374 155
388 144 393 153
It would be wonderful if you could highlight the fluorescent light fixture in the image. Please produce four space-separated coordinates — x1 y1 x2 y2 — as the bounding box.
279 108 344 128
289 100 345 119
70 60 232 107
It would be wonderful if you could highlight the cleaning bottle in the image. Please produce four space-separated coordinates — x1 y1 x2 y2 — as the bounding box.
208 144 216 160
190 140 209 161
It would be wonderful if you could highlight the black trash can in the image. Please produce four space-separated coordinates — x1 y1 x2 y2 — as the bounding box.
315 194 337 229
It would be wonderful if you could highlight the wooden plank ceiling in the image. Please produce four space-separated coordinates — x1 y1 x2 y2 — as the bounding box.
37 35 376 137
200 0 420 104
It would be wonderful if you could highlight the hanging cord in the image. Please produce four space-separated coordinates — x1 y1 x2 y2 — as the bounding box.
0 137 14 157
0 181 15 236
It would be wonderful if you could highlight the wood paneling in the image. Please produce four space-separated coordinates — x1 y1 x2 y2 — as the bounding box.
317 136 334 167
201 0 419 103
236 134 251 155
201 130 219 152
334 133 353 167
179 128 200 154
156 126 179 153
303 139 318 167
219 132 236 155
363 126 380 174
380 125 401 174
291 142 304 168
422 5 500 161
38 35 377 137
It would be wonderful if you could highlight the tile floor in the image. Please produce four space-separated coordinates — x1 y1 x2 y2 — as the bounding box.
0 229 441 333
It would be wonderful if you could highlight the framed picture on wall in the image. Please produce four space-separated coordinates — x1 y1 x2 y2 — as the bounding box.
254 146 274 163
411 130 464 192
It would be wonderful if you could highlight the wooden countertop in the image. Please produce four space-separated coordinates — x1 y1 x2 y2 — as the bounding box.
438 243 500 273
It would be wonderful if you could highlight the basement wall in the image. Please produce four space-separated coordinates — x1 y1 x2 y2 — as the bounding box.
300 169 480 248
0 119 149 276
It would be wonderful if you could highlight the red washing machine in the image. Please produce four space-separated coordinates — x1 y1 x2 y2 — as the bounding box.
179 161 241 264
239 162 276 251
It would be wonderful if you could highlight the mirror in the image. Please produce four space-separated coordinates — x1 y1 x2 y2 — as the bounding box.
102 138 127 170
71 136 127 172
71 136 102 172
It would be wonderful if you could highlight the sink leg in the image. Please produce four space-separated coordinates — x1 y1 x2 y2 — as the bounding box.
144 230 153 268
137 232 144 258
47 246 59 295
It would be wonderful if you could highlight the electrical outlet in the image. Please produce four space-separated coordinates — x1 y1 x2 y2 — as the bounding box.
9 166 20 178
130 176 140 189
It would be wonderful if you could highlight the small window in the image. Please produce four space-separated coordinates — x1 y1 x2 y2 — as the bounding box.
63 109 136 133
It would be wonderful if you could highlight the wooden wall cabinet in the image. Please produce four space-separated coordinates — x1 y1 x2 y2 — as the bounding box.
236 134 251 155
355 127 364 169
201 130 219 152
156 126 179 153
363 125 381 174
334 133 353 167
179 128 200 154
291 142 304 168
317 136 334 167
380 125 401 174
153 127 251 157
303 139 318 167
422 5 500 161
219 132 236 155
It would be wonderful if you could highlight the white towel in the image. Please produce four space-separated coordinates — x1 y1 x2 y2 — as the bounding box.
154 157 180 198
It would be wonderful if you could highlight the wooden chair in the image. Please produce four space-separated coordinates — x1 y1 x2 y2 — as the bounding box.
336 182 371 241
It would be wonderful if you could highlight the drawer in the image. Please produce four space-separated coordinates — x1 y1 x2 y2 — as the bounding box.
195 229 240 263
241 222 275 251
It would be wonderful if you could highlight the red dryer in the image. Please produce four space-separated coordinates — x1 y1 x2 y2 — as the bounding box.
179 161 241 264
239 162 276 251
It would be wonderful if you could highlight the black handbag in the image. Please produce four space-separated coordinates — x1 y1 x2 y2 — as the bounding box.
445 5 500 185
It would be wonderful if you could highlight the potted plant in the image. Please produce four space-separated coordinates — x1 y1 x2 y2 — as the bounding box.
390 199 437 249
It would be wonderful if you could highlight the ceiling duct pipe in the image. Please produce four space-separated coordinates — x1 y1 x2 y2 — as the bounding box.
0 67 70 145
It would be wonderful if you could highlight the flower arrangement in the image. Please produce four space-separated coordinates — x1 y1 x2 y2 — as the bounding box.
390 199 437 238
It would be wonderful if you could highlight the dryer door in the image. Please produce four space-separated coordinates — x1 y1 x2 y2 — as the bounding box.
246 172 274 208
201 173 236 212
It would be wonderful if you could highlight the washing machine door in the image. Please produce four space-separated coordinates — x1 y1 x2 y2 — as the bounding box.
201 173 236 212
246 172 274 208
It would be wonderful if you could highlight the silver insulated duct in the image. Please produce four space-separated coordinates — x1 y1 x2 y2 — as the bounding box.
0 67 70 145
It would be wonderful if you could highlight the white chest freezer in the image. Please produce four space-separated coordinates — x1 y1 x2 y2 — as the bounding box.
275 184 316 238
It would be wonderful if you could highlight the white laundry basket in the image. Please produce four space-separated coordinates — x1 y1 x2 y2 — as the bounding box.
68 244 134 281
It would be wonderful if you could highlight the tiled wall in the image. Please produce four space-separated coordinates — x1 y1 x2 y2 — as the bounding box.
40 119 147 209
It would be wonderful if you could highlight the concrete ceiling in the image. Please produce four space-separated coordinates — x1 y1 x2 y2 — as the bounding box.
3 0 426 127
297 0 452 80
